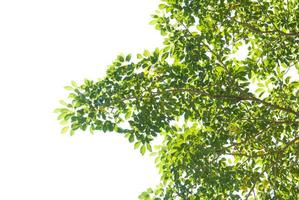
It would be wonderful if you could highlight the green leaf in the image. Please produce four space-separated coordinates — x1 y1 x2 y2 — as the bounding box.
129 134 134 143
125 108 132 120
255 88 264 94
61 126 69 134
71 81 77 87
137 53 143 59
53 108 61 113
134 141 141 149
159 4 166 9
89 126 94 134
59 120 68 125
290 81 299 88
146 143 152 152
64 86 73 91
149 19 157 25
59 100 67 106
117 55 124 62
143 50 150 57
126 54 132 62
70 130 75 136
140 145 146 155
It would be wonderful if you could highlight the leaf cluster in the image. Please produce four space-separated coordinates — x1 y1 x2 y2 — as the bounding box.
56 0 299 199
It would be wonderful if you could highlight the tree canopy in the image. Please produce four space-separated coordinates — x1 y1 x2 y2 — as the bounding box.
56 0 299 199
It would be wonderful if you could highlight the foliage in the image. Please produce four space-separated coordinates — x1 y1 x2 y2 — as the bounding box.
56 0 299 199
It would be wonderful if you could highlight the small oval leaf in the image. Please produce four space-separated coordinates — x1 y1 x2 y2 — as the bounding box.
140 145 146 155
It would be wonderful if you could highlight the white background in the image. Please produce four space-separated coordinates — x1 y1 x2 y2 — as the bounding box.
0 0 163 199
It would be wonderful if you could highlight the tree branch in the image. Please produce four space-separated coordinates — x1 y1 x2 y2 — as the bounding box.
168 88 299 116
99 87 299 117
233 19 299 37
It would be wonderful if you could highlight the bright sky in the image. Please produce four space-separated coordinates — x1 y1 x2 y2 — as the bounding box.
0 1 163 199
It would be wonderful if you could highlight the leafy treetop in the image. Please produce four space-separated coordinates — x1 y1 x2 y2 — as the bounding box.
56 0 299 199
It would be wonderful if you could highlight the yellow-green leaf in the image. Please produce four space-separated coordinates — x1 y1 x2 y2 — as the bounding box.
61 126 69 134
